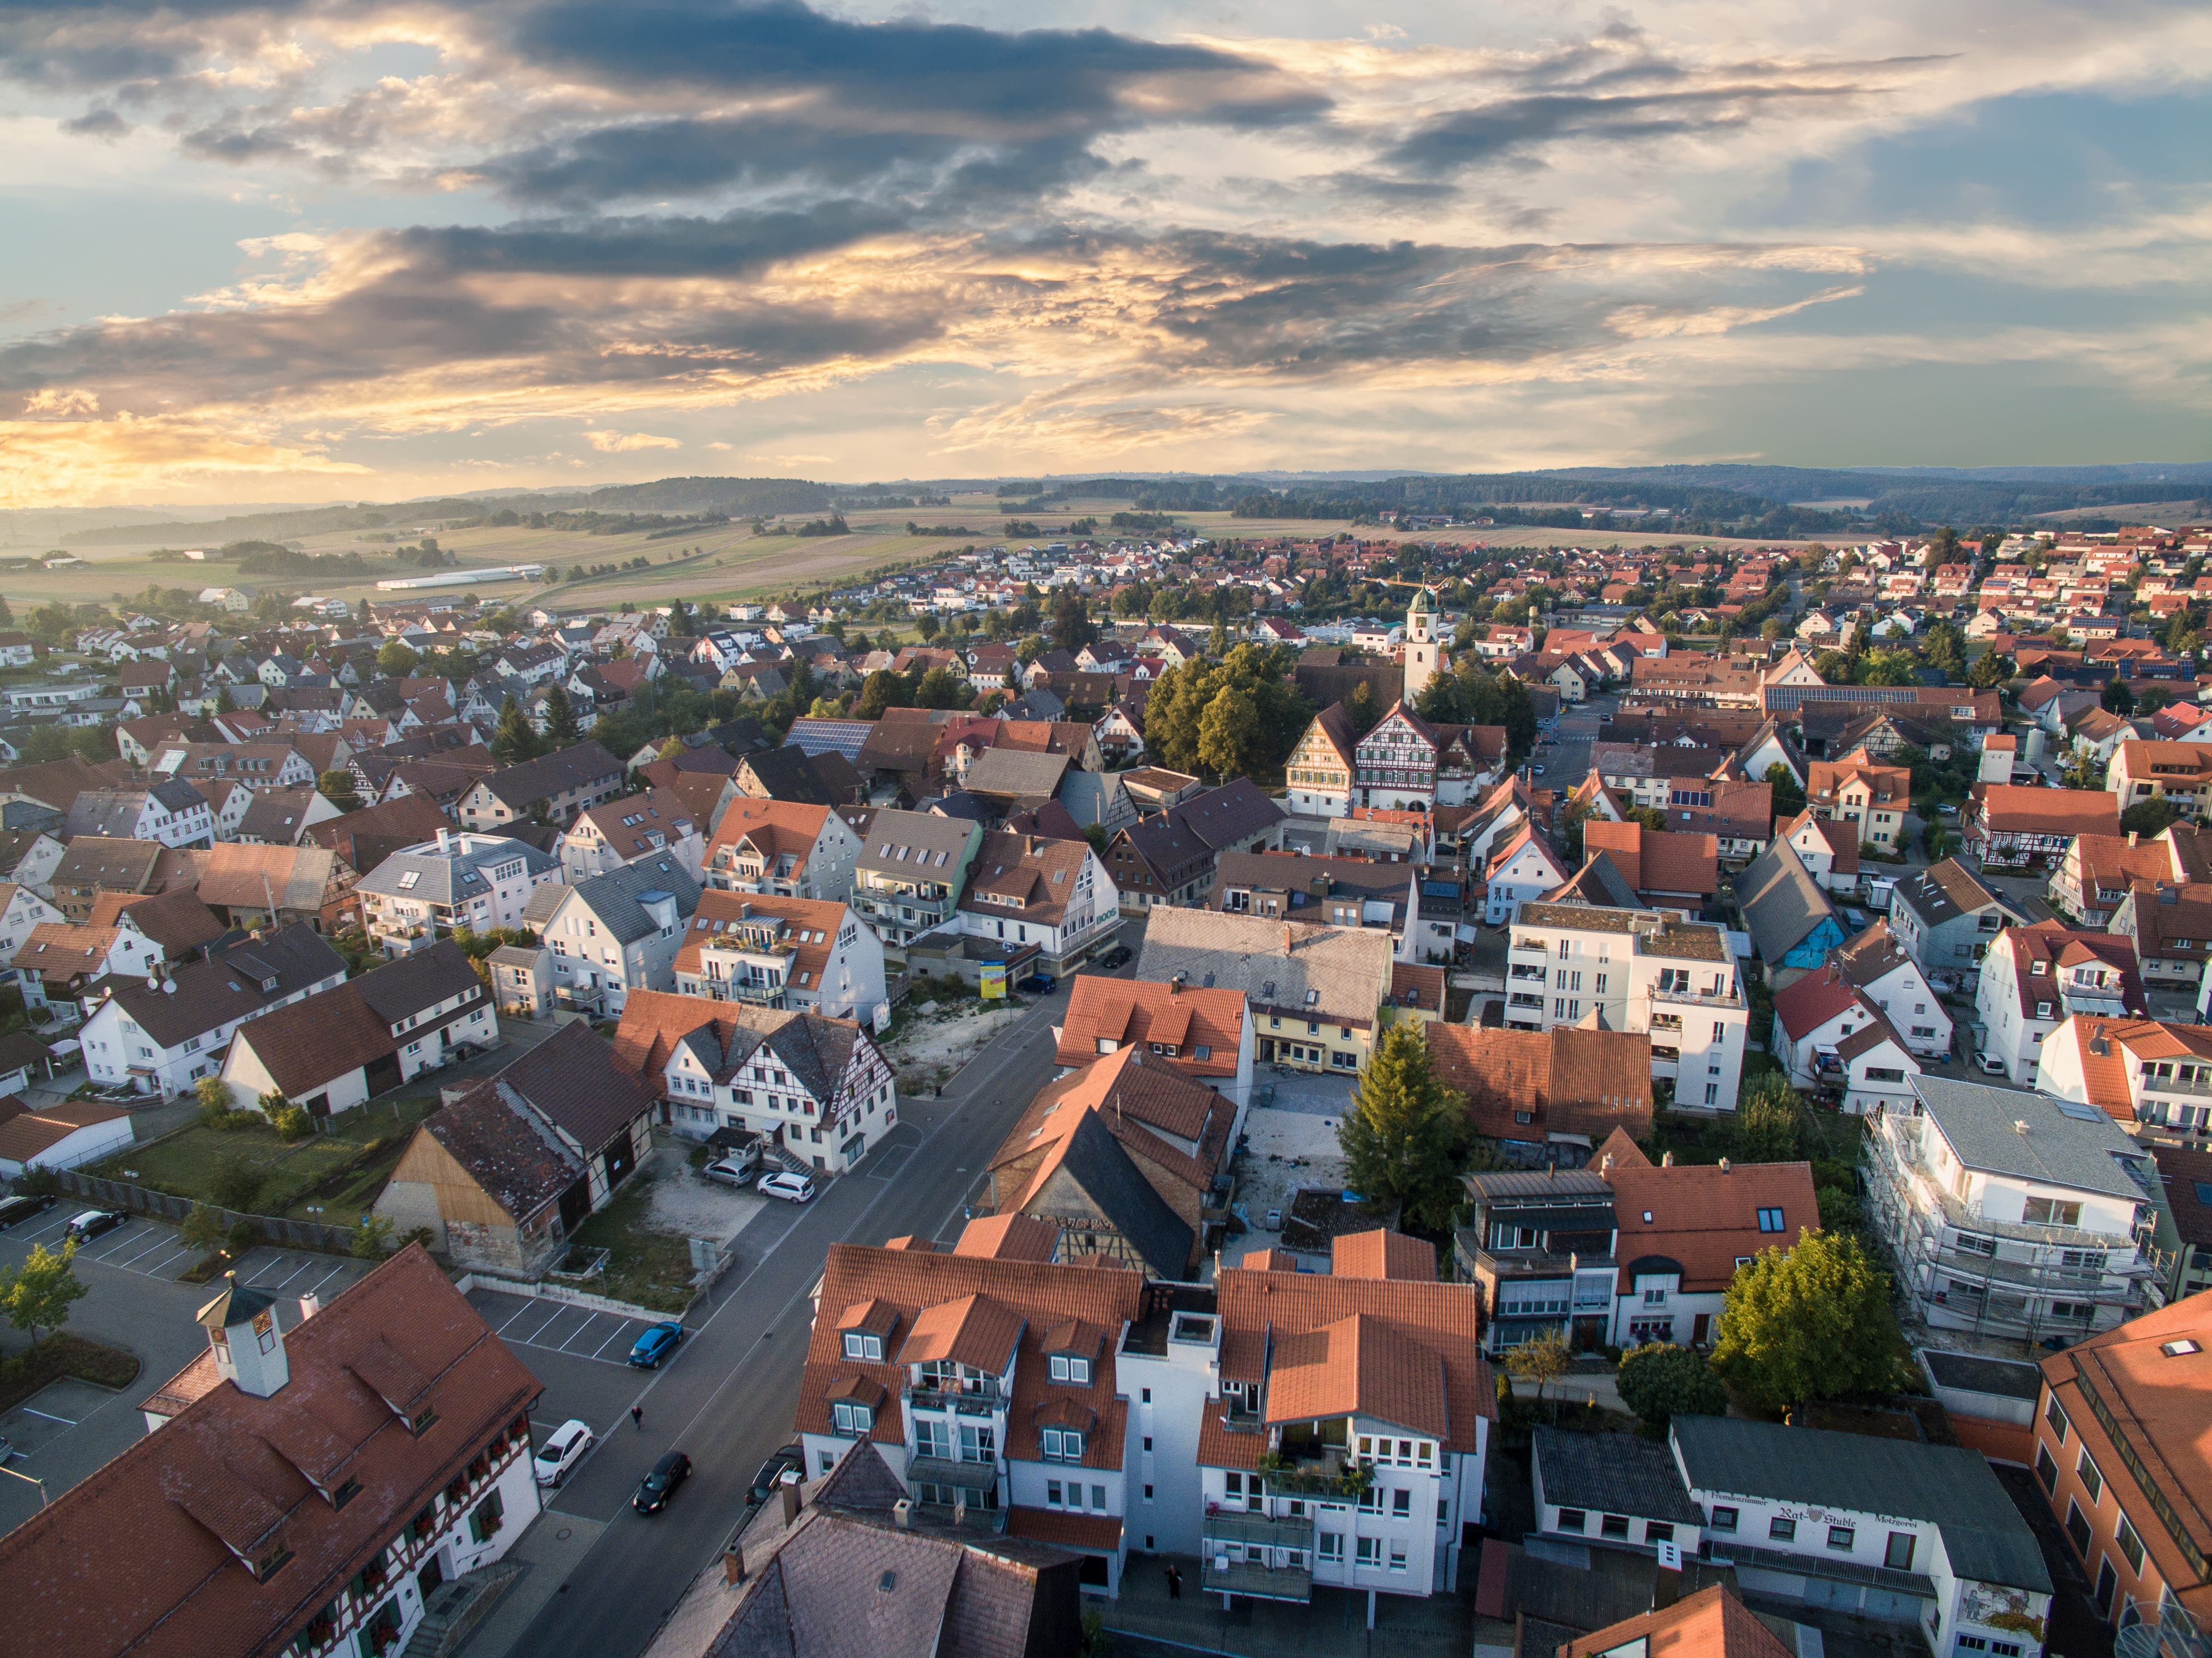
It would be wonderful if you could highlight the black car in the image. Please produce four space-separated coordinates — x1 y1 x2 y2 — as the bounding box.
633 1450 693 1514
63 1209 125 1242
1095 945 1133 971
0 1194 55 1232
749 1443 805 1505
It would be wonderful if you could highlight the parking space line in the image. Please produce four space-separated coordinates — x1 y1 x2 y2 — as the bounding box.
564 1313 626 1354
490 1299 538 1336
14 1212 78 1245
19 1406 76 1425
249 1258 315 1292
142 1245 197 1277
552 1312 608 1353
512 1305 576 1347
108 1229 178 1268
301 1261 353 1298
588 1322 634 1360
87 1226 153 1262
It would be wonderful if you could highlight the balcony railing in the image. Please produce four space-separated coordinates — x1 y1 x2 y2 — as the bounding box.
1508 965 1548 982
1201 1557 1313 1603
1203 1509 1317 1549
905 1378 1004 1408
1648 984 1742 1010
1472 1246 1615 1280
2143 1074 2212 1101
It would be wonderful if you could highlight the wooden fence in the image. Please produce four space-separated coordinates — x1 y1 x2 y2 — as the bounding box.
49 1168 359 1254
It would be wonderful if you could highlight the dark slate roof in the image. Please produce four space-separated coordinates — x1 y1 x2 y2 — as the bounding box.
102 925 347 1048
427 1082 581 1223
1732 840 1837 963
472 741 623 808
963 748 1070 801
352 938 482 1027
1546 853 1646 911
565 858 701 946
1669 1416 2051 1591
1167 778 1285 853
742 744 838 805
1920 1351 2046 1401
1532 1427 1705 1524
494 1019 660 1155
1039 1108 1195 1278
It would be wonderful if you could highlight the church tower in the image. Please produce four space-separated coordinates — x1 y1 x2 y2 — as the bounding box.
1403 586 1445 706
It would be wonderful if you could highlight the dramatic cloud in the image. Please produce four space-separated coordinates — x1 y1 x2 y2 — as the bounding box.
0 0 2203 497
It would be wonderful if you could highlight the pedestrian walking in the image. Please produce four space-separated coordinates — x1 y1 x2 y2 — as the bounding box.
631 1404 643 1430
1166 1563 1182 1601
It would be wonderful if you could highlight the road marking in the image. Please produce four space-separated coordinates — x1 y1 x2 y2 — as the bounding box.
589 1322 635 1360
19 1407 76 1425
86 1226 150 1261
105 1229 176 1268
301 1260 354 1297
142 1245 197 1276
560 1314 618 1355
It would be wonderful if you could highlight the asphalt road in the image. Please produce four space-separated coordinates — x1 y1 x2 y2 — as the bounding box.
507 963 1108 1658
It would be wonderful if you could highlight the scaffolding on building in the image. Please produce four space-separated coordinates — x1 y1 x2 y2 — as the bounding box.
1863 1106 2171 1352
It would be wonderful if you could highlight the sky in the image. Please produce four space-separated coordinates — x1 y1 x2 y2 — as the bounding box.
0 0 2205 506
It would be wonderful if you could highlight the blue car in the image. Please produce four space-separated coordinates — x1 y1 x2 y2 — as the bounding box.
628 1322 684 1369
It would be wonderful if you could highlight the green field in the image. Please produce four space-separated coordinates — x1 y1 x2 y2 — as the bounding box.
92 1096 437 1220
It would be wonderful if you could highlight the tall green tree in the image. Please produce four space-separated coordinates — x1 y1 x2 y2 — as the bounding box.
1967 651 2014 690
1336 1023 1470 1232
317 769 362 813
542 682 582 747
1731 1074 1807 1163
1 1240 88 1345
854 670 902 720
1049 587 1098 654
1616 1342 1730 1428
1858 647 1917 686
1710 1230 1900 1412
491 695 541 765
1346 680 1380 738
912 665 973 710
1197 682 1263 780
377 639 420 678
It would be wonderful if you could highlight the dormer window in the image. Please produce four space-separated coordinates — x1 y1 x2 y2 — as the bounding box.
843 1331 884 1362
831 1400 874 1435
2030 960 2048 975
1049 1354 1092 1385
1040 1428 1085 1462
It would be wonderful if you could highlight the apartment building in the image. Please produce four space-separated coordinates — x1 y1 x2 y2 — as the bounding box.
853 809 984 950
1054 975 1254 1109
701 797 862 902
454 740 625 830
1890 858 2021 974
1864 1075 2167 1343
556 786 704 883
2108 882 2212 988
2031 1293 2212 1639
2036 1015 2212 1135
521 860 701 1015
355 830 562 957
1457 1134 1814 1352
954 831 1121 975
0 1249 540 1658
789 1220 1494 1622
2107 740 2212 818
1974 921 2147 1084
1504 903 1749 1113
672 890 885 1022
1135 908 1393 1076
2049 824 2212 927
64 779 215 849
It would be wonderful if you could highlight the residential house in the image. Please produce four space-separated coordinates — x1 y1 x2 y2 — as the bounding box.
1134 908 1395 1076
1974 921 2147 1084
1806 747 1911 852
954 832 1121 975
0 1249 543 1658
1208 852 1418 959
2049 824 2212 927
1864 1075 2166 1340
609 990 896 1173
2035 1015 2212 1135
1830 921 1954 1060
356 830 561 957
2109 882 2212 989
1481 827 1576 925
231 787 343 847
1733 841 1847 985
521 860 701 1015
1104 815 1215 913
1427 1024 1651 1166
1770 965 1924 1114
194 842 355 934
218 941 493 1119
1580 821 1719 912
1891 858 2023 976
1054 976 1254 1110
702 797 864 903
557 787 704 883
77 925 348 1099
1966 785 2123 868
65 779 215 849
0 881 66 967
16 917 168 1011
673 890 886 1021
853 810 985 951
1777 808 1861 895
455 740 625 830
0 1098 134 1179
2107 741 2212 819
1502 904 1750 1113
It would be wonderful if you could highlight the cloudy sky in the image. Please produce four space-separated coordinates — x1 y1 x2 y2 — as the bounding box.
0 0 2205 504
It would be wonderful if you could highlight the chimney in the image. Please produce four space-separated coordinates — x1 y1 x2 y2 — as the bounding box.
780 1482 804 1527
436 827 452 853
1719 1157 1731 1173
2129 830 2140 847
723 1546 747 1585
298 1290 321 1320
893 1499 913 1530
1661 1151 1675 1167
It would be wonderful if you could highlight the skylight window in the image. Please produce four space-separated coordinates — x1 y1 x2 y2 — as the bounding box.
2163 1339 2201 1357
396 870 420 890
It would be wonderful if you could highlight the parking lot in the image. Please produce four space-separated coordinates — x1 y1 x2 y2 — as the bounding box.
2 1203 374 1300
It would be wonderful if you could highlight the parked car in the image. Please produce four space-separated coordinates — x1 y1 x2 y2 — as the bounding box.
702 1150 759 1187
749 1444 805 1505
1019 972 1057 994
0 1194 55 1232
63 1209 123 1242
532 1419 595 1486
757 1172 816 1204
628 1321 684 1369
1094 945 1133 971
634 1449 694 1514
1974 1053 2008 1076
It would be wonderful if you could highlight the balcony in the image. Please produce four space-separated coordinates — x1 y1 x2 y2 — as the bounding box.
906 1455 999 1489
1205 1508 1317 1549
1511 938 1551 956
1201 1555 1313 1603
905 1379 1004 1412
1647 984 1741 1010
2143 1072 2212 1101
1508 964 1548 983
1473 1246 1615 1281
1256 1447 1374 1498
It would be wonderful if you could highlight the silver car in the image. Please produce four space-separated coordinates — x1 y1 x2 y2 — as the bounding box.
702 1152 760 1187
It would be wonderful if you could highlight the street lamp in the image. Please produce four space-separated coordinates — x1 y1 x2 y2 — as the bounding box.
0 1464 50 1506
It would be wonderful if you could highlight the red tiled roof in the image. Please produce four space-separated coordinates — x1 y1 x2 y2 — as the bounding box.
1566 1585 1795 1658
1054 976 1244 1082
1608 1158 1819 1292
1331 1229 1436 1282
1426 1023 1653 1144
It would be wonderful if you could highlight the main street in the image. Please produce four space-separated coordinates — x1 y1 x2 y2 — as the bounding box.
503 965 1099 1658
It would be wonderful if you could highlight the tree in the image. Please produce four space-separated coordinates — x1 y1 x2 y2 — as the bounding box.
1346 680 1380 738
1764 762 1805 817
1049 587 1098 654
1966 651 2013 690
915 612 941 643
1731 1074 1806 1163
912 665 973 710
1197 683 1263 781
1504 1334 1572 1413
1924 823 1961 862
352 1212 395 1260
1336 1023 1470 1233
1812 649 1855 684
0 1240 87 1345
1616 1341 1729 1429
853 670 902 720
2121 797 2181 837
210 1155 266 1213
491 695 541 764
317 769 361 813
542 682 582 747
195 1074 234 1123
2102 677 2136 717
180 1203 226 1259
1710 1230 1901 1412
377 639 420 678
1857 648 1916 687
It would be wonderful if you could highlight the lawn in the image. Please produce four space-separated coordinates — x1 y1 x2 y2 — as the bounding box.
565 1174 697 1314
92 1095 439 1219
0 1334 140 1415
